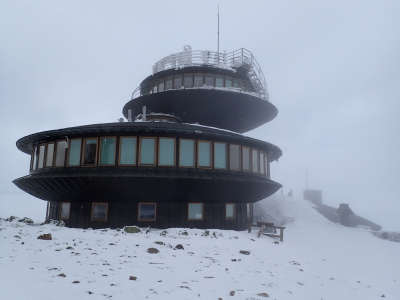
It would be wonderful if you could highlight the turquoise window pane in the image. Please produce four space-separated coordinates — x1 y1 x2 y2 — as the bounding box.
252 149 259 173
226 204 235 218
189 203 203 219
55 141 66 167
68 139 81 166
120 137 136 165
179 139 195 167
214 142 226 169
38 145 45 169
45 143 54 167
229 144 240 170
100 138 116 165
159 138 175 166
32 147 37 170
60 203 70 219
216 76 224 87
260 153 265 174
242 147 250 171
140 138 155 165
198 141 211 167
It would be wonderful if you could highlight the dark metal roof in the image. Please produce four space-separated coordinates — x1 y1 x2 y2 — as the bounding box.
16 121 282 161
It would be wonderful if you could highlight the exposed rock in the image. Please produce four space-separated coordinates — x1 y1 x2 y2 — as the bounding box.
37 233 52 240
147 247 159 254
239 250 250 255
230 290 235 296
146 226 151 234
58 273 66 277
155 241 165 245
124 226 141 233
129 276 137 281
72 281 80 284
18 217 34 224
88 291 93 294
181 230 189 236
257 293 269 297
160 230 168 236
203 230 210 236
175 244 184 250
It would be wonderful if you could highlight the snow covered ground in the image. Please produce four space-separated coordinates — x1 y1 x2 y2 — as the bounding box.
1 195 399 300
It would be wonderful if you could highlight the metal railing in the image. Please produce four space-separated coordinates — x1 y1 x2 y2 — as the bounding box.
148 48 269 101
131 73 259 100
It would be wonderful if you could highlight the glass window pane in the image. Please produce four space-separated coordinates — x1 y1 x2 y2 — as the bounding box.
226 204 235 219
140 138 155 165
33 147 38 170
83 139 98 166
174 76 182 89
265 155 269 177
252 149 259 173
68 139 81 166
179 139 195 167
229 144 241 171
92 203 107 221
233 79 240 88
38 145 45 169
247 203 252 219
242 147 250 171
159 138 175 166
165 77 173 90
205 74 214 86
139 203 156 221
215 76 224 87
60 202 70 219
120 137 136 165
194 74 203 87
188 203 203 220
55 141 66 167
45 143 54 167
225 77 232 87
214 142 226 169
198 141 211 168
184 74 193 88
158 80 164 92
260 153 265 174
100 137 116 165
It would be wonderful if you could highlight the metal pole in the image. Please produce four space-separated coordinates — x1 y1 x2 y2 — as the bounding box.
217 5 219 61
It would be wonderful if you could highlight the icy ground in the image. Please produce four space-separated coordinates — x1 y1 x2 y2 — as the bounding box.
1 196 399 300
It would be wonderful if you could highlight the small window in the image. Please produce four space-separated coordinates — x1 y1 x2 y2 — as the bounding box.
91 203 108 221
174 75 183 89
60 202 71 219
37 144 45 169
82 138 98 166
197 141 212 168
138 203 156 221
119 137 137 165
226 203 236 220
32 147 38 170
54 140 66 167
242 146 251 172
165 77 173 90
225 77 232 87
67 139 82 166
179 139 195 167
252 149 259 173
214 142 227 169
184 73 193 88
260 152 265 175
45 143 55 168
188 203 203 220
158 138 175 166
139 137 156 165
215 76 224 87
265 155 270 178
205 74 214 87
233 79 240 88
158 80 164 92
194 74 203 87
229 144 241 171
99 137 116 166
247 203 253 219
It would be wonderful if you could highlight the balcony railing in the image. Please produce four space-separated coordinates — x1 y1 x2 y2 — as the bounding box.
131 47 269 101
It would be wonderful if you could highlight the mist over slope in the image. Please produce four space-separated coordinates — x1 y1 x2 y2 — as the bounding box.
1 196 399 299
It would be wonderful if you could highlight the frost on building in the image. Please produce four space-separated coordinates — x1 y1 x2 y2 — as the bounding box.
13 46 282 230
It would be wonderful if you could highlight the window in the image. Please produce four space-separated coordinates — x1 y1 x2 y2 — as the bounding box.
198 141 212 168
205 74 214 87
54 140 66 167
158 80 164 92
242 146 251 172
229 144 241 171
225 77 232 87
165 77 173 90
179 139 195 167
260 152 265 174
247 203 253 219
138 203 156 221
194 74 203 87
139 137 156 165
45 143 54 168
37 144 45 169
252 149 259 173
32 147 38 170
184 73 193 88
233 79 240 88
158 138 175 166
215 76 224 87
119 137 137 165
265 155 270 178
67 139 82 166
82 138 98 166
174 75 182 89
188 203 203 220
60 202 70 219
91 203 108 221
99 137 116 166
214 142 227 169
226 203 236 219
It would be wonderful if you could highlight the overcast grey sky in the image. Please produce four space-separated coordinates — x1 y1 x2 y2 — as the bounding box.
1 0 399 230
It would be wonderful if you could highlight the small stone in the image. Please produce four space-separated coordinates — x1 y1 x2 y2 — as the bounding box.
230 290 235 296
72 281 80 284
181 231 189 236
124 226 141 233
88 291 93 294
58 273 66 277
129 276 137 281
147 247 159 254
37 233 52 240
257 293 269 297
239 250 250 255
155 241 165 245
274 241 279 244
175 244 184 250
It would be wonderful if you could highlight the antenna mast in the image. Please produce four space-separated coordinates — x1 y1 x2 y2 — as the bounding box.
217 4 220 54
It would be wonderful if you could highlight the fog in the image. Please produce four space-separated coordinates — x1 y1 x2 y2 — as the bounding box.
1 1 399 230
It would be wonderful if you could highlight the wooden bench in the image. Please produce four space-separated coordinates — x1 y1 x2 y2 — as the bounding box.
247 222 286 242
